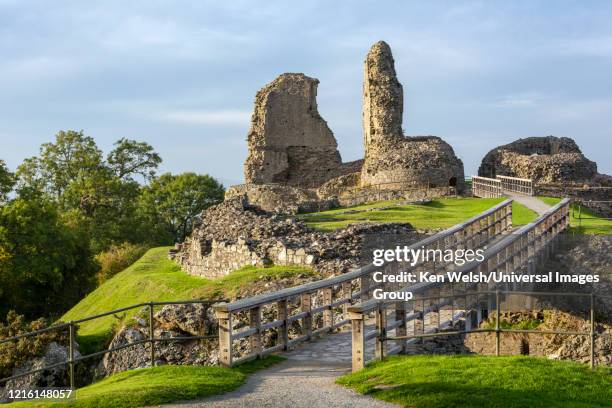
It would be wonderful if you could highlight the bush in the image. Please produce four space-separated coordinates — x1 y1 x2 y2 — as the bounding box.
0 311 68 379
95 242 149 284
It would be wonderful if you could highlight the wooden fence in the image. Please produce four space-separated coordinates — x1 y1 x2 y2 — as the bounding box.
348 198 571 371
472 175 534 198
213 199 513 366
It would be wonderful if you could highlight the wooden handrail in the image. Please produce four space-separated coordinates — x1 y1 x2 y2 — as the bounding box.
348 197 571 371
213 199 511 314
214 199 513 366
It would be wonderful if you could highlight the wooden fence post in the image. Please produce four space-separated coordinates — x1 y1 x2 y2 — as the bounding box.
215 308 233 367
250 307 262 358
277 299 289 351
323 287 334 331
301 293 312 340
350 309 366 372
375 304 386 361
395 301 406 353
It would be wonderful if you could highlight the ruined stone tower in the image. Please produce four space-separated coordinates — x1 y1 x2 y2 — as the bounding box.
362 41 404 153
360 41 465 192
244 73 344 188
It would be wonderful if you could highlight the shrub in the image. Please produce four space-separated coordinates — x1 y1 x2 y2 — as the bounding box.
0 311 69 379
95 242 149 284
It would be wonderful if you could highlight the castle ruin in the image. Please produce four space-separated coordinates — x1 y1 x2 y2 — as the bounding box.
229 41 465 212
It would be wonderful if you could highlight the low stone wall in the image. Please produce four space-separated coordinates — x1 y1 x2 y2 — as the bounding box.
176 238 316 279
338 186 455 207
225 183 337 214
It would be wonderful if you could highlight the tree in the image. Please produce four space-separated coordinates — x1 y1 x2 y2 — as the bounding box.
107 138 162 183
0 160 14 203
140 173 225 243
0 197 96 318
16 130 104 200
14 131 163 252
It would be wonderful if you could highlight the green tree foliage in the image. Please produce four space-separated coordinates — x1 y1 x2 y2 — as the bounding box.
107 138 162 182
0 159 14 203
140 173 225 243
15 131 162 252
0 197 96 318
4 130 225 319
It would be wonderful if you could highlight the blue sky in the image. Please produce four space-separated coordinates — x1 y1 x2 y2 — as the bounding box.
1 0 611 186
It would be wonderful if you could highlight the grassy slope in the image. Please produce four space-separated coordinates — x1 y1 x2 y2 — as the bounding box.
300 198 538 232
9 357 283 408
539 196 611 234
337 355 612 408
61 248 313 353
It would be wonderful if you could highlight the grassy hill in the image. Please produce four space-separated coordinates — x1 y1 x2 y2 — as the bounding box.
337 355 612 408
61 248 313 353
299 197 538 231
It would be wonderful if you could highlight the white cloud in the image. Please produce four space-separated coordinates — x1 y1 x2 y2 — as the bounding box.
156 109 251 125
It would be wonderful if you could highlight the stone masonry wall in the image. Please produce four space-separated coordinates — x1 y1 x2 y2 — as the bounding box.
244 73 347 188
360 41 465 192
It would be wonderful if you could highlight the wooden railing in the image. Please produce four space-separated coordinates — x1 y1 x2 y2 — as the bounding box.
472 176 502 198
348 198 570 371
213 199 513 366
472 175 534 197
497 175 534 196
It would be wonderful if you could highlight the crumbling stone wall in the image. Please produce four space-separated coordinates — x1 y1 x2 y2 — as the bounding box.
360 41 465 192
244 73 349 188
170 196 420 279
478 136 598 183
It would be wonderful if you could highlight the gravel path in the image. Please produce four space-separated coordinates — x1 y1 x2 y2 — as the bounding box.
158 331 395 408
506 193 551 215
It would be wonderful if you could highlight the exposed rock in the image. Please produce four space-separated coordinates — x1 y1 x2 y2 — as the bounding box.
1 342 80 403
244 73 348 188
155 303 217 336
464 310 612 365
360 41 465 192
97 306 219 377
478 136 598 183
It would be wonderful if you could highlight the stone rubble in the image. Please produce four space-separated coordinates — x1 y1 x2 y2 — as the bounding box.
478 136 599 183
171 195 422 279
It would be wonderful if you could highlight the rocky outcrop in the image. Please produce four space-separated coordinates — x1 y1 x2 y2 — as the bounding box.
98 304 218 377
1 342 80 403
244 73 348 188
478 136 598 183
170 196 422 279
360 41 465 192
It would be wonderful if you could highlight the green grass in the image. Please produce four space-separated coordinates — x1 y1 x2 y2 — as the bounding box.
8 356 284 408
539 196 612 234
60 248 314 354
299 198 538 232
337 355 612 408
